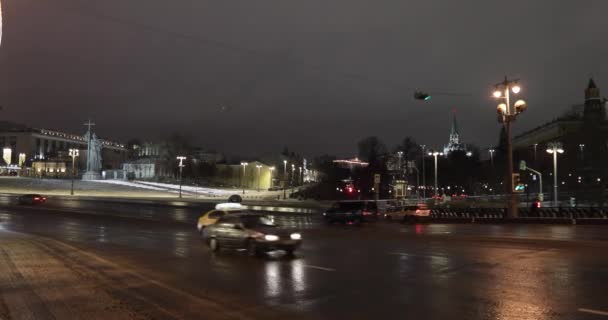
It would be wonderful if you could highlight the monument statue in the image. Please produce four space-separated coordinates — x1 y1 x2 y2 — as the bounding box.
81 120 103 180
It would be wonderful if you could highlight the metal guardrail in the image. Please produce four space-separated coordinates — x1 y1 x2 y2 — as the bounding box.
429 207 608 220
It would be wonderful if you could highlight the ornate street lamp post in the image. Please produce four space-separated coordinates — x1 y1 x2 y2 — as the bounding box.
493 77 528 218
69 148 79 195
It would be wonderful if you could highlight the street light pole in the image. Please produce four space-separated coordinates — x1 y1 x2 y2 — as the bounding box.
493 77 527 218
397 151 403 179
69 149 79 196
269 166 275 188
421 145 426 199
241 162 248 194
299 166 302 185
256 164 262 191
488 148 495 193
410 162 420 198
525 166 543 203
283 160 287 179
546 142 564 207
177 156 186 199
428 151 443 197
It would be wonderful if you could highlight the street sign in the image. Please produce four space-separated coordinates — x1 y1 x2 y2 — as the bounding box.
374 174 381 184
519 160 527 171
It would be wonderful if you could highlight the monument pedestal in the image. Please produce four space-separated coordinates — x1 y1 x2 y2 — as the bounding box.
82 171 101 181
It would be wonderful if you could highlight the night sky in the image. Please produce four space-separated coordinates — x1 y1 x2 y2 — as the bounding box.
0 0 607 157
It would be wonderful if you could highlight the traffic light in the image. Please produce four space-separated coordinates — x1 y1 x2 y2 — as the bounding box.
512 173 525 192
414 91 431 101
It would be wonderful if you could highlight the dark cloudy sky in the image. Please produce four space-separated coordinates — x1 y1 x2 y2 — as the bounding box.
0 0 607 157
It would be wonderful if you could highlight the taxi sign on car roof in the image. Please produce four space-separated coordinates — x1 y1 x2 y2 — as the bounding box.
215 203 243 210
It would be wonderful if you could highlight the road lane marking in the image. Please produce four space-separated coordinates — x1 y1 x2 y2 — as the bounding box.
304 265 335 272
579 308 608 316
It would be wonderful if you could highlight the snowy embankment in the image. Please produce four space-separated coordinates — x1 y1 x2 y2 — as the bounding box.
91 179 171 191
92 180 235 196
135 181 235 195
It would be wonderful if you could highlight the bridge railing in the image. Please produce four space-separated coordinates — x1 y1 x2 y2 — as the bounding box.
428 207 608 221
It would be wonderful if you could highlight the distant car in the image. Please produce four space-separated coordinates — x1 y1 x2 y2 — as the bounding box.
197 202 244 232
323 201 379 224
384 203 431 221
228 194 242 203
451 194 468 200
267 186 282 191
202 213 302 257
18 194 47 205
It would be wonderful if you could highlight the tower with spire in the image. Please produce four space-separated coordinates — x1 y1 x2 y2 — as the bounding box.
443 112 466 155
583 78 606 124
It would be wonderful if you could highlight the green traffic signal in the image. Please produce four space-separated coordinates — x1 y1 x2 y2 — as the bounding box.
414 91 431 101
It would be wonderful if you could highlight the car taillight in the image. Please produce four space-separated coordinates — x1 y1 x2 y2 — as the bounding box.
363 211 372 216
33 197 40 201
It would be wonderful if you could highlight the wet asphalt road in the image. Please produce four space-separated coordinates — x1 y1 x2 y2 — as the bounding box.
1 196 608 319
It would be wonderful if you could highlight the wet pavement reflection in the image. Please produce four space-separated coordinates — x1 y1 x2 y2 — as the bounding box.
0 199 607 319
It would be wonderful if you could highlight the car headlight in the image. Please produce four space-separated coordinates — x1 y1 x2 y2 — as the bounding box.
290 233 302 240
264 234 279 241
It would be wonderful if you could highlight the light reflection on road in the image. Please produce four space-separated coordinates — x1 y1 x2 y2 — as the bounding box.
263 258 307 302
97 226 107 243
172 231 190 258
0 201 606 320
290 259 306 293
483 247 552 320
264 261 281 298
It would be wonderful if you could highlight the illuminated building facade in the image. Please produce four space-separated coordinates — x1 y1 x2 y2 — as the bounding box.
0 121 127 169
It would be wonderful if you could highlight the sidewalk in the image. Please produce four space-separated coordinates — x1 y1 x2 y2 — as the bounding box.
0 231 139 320
0 231 259 320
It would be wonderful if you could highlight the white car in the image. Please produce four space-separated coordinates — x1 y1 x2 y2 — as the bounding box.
384 204 431 221
197 203 244 232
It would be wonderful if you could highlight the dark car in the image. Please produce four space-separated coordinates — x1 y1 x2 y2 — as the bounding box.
227 194 243 203
323 201 379 224
18 194 47 205
201 213 302 257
